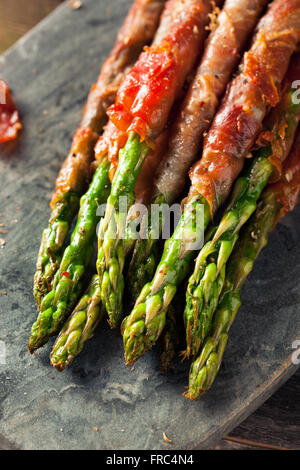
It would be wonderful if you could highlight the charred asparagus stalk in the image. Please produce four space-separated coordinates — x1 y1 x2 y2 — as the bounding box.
158 289 186 374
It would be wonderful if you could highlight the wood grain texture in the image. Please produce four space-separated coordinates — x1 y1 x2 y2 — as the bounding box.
0 0 64 54
0 0 299 450
213 439 275 450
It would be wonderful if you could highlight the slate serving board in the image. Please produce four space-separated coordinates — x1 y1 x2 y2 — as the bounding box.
0 0 299 450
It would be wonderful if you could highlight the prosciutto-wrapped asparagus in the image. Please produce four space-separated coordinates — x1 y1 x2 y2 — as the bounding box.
96 0 215 328
0 79 22 143
128 0 269 300
122 0 300 366
185 125 300 399
184 55 300 358
29 0 213 351
33 0 167 306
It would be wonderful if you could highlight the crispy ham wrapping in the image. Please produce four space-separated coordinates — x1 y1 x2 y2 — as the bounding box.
270 126 300 217
107 0 214 144
51 128 97 207
155 0 269 203
51 0 166 205
94 120 128 181
94 0 217 200
254 53 300 181
189 0 300 214
80 0 167 133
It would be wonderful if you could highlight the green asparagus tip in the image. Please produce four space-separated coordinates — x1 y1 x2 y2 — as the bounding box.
101 268 124 329
50 317 84 371
212 211 238 243
28 307 54 353
50 276 103 370
182 366 207 400
123 321 147 366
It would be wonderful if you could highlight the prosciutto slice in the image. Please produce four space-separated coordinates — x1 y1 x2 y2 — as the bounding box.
189 0 300 214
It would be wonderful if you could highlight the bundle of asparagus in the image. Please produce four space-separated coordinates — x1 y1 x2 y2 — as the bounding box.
128 0 269 300
33 0 167 306
49 0 218 369
95 0 217 327
30 0 217 352
29 0 169 351
28 0 300 402
186 126 300 399
184 54 300 359
122 0 300 366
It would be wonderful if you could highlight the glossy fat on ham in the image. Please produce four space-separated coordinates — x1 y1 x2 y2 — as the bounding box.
189 0 300 214
51 0 166 205
107 0 214 144
155 0 269 203
80 0 167 134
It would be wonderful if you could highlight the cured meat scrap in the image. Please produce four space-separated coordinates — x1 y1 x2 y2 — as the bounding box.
0 79 22 143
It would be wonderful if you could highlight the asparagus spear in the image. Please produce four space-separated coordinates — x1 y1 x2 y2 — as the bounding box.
122 199 211 365
97 133 149 327
121 0 300 365
127 0 269 302
183 82 300 358
50 275 104 371
34 229 61 307
126 193 165 303
34 131 97 305
47 130 158 365
49 135 162 367
28 157 110 352
33 0 167 305
185 128 300 398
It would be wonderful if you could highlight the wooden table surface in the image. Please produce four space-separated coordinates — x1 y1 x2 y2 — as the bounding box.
0 0 299 451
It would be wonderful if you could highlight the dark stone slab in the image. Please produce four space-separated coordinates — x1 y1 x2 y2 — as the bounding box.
0 0 299 450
